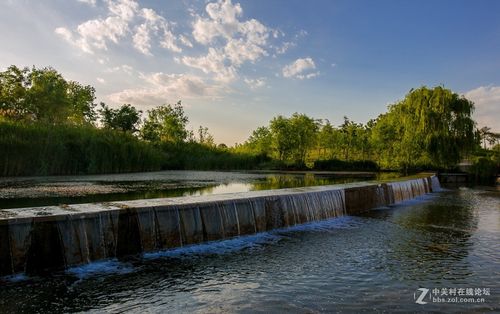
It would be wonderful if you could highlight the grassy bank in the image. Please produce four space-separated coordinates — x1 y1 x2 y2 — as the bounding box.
0 121 273 176
158 142 274 171
0 121 164 176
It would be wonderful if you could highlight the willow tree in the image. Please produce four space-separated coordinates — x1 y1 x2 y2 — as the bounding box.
372 86 476 171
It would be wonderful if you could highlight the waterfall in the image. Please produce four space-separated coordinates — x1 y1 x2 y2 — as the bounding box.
386 177 431 204
431 175 441 192
0 175 440 276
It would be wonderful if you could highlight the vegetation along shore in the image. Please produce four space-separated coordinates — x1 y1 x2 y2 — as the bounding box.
1 65 498 180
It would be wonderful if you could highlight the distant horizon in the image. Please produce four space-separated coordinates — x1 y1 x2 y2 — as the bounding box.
1 0 499 144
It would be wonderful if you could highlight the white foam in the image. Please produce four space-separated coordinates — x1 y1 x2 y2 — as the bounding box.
2 273 28 283
144 216 355 260
66 259 134 279
143 233 282 259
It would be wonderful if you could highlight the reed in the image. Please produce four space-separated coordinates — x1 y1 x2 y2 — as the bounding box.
0 121 164 176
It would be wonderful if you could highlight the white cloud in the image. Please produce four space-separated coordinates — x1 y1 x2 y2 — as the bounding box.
192 0 243 44
55 27 73 42
108 0 138 21
55 0 138 54
133 23 153 55
179 34 193 48
133 8 181 55
96 77 106 84
55 0 312 96
182 47 237 82
244 77 266 89
274 29 307 55
282 57 319 79
78 0 96 6
56 0 181 55
297 72 319 80
224 38 266 66
185 0 272 82
275 41 295 55
108 73 224 105
464 85 500 132
160 29 181 53
106 64 134 74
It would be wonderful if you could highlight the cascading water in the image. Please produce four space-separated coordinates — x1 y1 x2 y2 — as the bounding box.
0 175 438 276
431 175 441 192
385 177 434 204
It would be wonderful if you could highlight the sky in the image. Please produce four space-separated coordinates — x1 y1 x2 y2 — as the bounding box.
1 0 499 144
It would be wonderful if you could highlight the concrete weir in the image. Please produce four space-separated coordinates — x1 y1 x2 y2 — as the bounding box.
0 175 440 276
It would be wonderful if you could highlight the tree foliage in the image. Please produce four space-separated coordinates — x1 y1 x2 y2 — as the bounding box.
0 64 491 175
372 86 476 171
246 126 273 157
197 125 215 147
0 65 96 124
99 103 142 133
288 113 319 166
141 101 190 143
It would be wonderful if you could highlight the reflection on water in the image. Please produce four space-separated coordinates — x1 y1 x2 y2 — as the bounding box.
0 171 386 209
0 186 498 312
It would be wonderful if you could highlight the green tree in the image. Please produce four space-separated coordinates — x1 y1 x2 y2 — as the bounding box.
339 116 363 161
246 126 273 157
26 67 71 124
479 126 491 149
269 115 295 162
371 86 476 171
289 113 319 166
371 112 399 168
141 101 189 143
99 103 142 133
197 125 215 147
0 65 30 120
0 65 97 124
67 81 97 125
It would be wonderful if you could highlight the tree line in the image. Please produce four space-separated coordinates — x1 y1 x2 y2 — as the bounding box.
0 65 216 146
0 65 258 176
1 65 498 176
237 86 490 173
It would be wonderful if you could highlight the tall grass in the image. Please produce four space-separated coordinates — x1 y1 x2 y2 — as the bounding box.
0 121 164 176
159 142 273 170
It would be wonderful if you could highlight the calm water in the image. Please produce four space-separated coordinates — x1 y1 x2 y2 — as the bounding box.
0 170 387 209
0 185 498 313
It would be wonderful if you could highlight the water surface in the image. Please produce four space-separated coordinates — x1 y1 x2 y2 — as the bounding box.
0 170 387 209
0 186 498 312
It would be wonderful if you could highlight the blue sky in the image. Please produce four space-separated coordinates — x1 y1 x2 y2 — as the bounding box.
1 0 499 144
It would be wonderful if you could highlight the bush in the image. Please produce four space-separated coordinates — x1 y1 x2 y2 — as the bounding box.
313 159 379 171
469 157 498 183
158 142 270 170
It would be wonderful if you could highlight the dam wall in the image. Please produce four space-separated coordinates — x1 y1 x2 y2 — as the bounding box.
0 175 440 276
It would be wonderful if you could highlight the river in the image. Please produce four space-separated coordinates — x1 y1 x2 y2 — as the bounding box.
0 183 498 312
0 170 387 209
